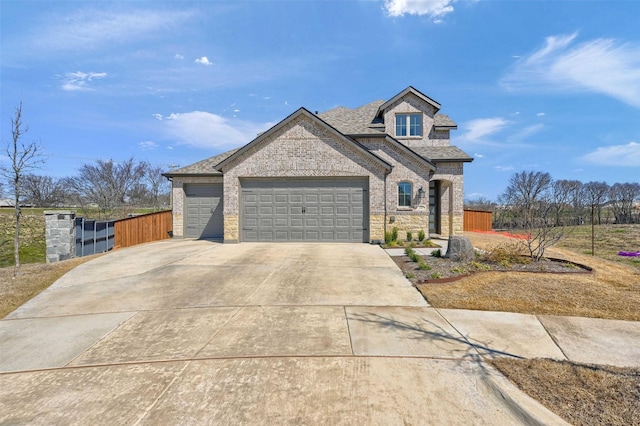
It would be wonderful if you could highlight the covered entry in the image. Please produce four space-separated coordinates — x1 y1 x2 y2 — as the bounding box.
184 184 223 239
240 178 368 242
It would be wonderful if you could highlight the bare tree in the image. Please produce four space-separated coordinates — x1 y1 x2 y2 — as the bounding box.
499 171 571 261
22 174 66 207
144 163 170 210
609 182 640 224
551 179 582 226
67 158 146 218
501 171 552 227
582 181 609 225
0 102 45 275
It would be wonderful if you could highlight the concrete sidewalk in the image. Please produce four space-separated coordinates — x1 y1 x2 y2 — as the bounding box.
1 240 638 425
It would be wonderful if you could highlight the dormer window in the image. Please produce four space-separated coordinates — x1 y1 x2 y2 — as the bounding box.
396 113 422 137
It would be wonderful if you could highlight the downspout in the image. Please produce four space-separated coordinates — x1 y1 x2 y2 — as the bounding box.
383 167 392 243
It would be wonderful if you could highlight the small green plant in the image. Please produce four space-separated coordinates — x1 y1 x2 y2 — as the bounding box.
431 249 442 258
385 231 393 245
391 227 398 242
498 259 512 268
450 266 466 274
429 272 443 280
406 273 415 279
470 261 491 271
405 247 420 263
418 261 432 271
406 231 413 242
418 229 425 242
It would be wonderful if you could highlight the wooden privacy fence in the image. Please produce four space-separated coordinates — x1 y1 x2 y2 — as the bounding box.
463 209 493 232
114 210 173 249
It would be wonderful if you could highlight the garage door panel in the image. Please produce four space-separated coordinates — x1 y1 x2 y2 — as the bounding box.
305 218 319 227
185 184 223 239
241 178 368 242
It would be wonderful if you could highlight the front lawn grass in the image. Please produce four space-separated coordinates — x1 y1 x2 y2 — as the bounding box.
490 359 640 426
0 255 97 318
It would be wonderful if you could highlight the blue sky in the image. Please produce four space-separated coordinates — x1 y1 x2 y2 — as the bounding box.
1 0 639 201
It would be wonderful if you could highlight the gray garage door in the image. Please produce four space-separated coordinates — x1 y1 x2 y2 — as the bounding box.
241 178 368 242
184 184 224 239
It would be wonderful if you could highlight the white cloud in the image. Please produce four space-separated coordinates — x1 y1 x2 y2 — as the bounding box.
502 33 640 108
580 142 640 166
152 114 164 121
507 124 544 144
195 56 213 66
61 71 107 91
474 153 484 158
458 117 509 143
384 0 456 20
536 112 546 117
139 141 158 150
24 9 193 54
175 54 184 60
494 165 514 172
159 111 273 149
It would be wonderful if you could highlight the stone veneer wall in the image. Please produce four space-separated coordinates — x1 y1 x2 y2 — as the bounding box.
220 116 388 243
44 210 76 263
170 176 223 237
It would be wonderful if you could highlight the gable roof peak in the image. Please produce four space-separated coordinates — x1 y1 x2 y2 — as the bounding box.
377 86 441 116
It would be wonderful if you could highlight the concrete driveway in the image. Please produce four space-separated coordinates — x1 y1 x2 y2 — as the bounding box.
0 240 567 424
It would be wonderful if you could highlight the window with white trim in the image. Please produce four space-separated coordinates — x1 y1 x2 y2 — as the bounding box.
398 181 412 207
395 113 422 137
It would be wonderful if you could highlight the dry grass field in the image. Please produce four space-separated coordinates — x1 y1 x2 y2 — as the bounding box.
417 229 640 321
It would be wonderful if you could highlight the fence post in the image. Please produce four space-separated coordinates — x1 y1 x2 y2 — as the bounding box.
44 210 76 263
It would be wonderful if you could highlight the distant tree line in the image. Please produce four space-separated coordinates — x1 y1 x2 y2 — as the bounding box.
465 171 640 229
9 158 170 219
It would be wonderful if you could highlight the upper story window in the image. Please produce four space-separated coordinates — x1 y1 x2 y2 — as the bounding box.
395 113 422 137
398 181 413 207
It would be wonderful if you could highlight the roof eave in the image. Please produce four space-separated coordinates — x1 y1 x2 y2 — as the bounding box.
433 158 474 163
163 172 223 178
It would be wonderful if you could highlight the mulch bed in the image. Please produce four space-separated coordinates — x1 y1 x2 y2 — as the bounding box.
393 254 592 285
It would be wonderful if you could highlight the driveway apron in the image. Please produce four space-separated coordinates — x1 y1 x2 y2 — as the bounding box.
0 240 567 425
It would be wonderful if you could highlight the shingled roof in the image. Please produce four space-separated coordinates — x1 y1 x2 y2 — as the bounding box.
163 148 240 177
412 146 473 162
318 100 457 136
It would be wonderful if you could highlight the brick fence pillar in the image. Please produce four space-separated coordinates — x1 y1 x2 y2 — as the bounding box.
44 210 76 263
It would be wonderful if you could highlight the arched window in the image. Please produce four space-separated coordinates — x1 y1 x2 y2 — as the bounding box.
398 181 412 207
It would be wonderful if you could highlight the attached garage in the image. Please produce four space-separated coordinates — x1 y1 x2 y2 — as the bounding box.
184 184 223 239
240 178 369 242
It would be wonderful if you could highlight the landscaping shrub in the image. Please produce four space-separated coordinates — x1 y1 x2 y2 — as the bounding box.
406 231 412 242
385 231 393 245
418 229 425 242
483 241 530 265
431 249 442 258
391 227 398 242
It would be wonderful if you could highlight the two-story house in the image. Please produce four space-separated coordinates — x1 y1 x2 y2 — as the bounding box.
165 86 472 243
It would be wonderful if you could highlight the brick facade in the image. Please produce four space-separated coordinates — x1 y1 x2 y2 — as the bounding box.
167 87 471 242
